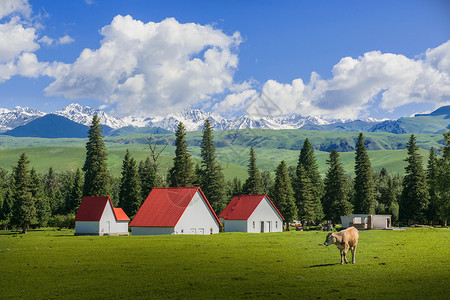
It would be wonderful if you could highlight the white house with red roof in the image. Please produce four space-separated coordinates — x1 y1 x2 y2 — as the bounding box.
130 187 221 235
219 194 284 233
74 196 130 236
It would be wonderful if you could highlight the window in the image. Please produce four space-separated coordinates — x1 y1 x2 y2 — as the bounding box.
253 221 255 229
353 217 362 224
276 221 278 228
181 229 184 233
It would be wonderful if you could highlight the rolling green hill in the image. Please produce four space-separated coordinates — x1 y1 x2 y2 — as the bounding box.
0 128 444 179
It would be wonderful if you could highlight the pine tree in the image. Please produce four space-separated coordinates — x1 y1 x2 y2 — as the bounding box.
0 188 13 227
227 177 243 198
426 147 440 224
30 168 51 227
296 138 324 223
10 153 36 233
400 134 429 224
261 170 274 199
323 150 353 224
198 120 226 213
296 164 316 224
44 167 62 214
139 157 156 200
83 115 110 196
168 122 195 187
243 147 262 194
272 160 297 230
354 133 375 214
67 168 83 214
119 150 142 217
436 131 450 226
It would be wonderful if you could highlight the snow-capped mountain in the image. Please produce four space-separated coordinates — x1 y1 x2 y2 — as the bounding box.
0 106 45 131
53 103 126 129
0 102 368 133
147 109 228 132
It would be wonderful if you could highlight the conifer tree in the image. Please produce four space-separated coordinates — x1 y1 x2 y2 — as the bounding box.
272 160 297 230
83 115 110 196
30 168 51 227
261 170 274 199
400 134 429 224
243 147 262 194
139 157 156 200
198 120 226 213
354 133 375 214
296 164 316 224
67 168 83 214
168 122 195 187
11 153 36 233
0 188 13 226
119 150 142 217
436 131 450 226
227 177 243 198
323 150 353 224
426 147 440 224
296 138 324 223
44 167 62 214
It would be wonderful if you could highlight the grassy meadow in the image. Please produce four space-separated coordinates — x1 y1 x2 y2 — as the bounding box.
0 143 430 180
1 228 448 299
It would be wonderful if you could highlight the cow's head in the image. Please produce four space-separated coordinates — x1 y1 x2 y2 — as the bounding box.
324 233 336 246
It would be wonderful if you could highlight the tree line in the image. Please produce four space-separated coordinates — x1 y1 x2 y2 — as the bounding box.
0 115 448 232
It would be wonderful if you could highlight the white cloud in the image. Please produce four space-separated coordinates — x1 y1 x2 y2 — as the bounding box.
58 34 74 45
0 0 31 19
45 15 241 116
0 17 38 63
39 34 75 46
38 35 53 46
217 40 450 119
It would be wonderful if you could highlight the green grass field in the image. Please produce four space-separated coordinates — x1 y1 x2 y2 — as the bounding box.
1 228 448 299
0 143 429 180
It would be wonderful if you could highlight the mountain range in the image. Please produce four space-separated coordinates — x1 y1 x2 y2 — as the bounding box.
0 103 449 138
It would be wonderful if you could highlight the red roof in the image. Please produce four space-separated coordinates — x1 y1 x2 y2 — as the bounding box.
74 196 129 222
129 187 221 227
113 208 130 221
218 194 284 220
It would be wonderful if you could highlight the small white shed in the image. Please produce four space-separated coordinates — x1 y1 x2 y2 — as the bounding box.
129 187 221 235
74 196 130 236
340 214 392 229
219 194 284 233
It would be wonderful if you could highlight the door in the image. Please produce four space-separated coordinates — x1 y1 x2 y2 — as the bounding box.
260 221 264 233
267 221 271 232
106 221 110 234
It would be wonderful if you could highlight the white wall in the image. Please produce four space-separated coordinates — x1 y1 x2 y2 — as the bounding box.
76 201 129 235
372 215 391 228
132 227 175 235
340 214 370 228
224 220 247 232
75 221 99 234
247 197 283 233
223 197 283 233
175 191 220 235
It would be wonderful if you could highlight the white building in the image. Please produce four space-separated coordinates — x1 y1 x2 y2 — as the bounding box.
219 194 284 233
340 214 392 229
130 187 221 235
74 196 130 236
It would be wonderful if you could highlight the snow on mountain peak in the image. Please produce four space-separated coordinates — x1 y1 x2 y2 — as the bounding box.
0 103 338 133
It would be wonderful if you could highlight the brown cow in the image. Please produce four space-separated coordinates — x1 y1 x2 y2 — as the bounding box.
324 226 359 264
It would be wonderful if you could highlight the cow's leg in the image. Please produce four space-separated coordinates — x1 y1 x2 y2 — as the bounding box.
351 246 357 264
343 247 349 264
340 250 344 265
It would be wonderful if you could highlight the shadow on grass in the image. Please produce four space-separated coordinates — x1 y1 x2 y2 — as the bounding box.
304 263 338 268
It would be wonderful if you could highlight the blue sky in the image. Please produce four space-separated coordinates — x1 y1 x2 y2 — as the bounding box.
0 0 449 119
